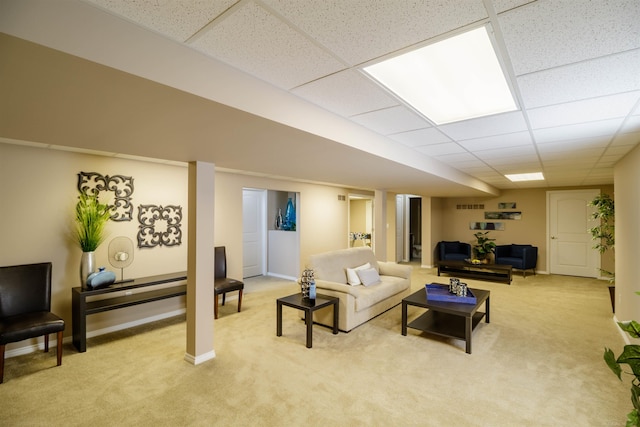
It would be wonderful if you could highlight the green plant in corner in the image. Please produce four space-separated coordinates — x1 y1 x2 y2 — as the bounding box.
472 231 496 260
589 193 615 280
74 192 111 252
604 295 640 427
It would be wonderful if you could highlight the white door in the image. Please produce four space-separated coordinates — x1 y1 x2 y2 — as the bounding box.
242 189 266 278
548 190 600 277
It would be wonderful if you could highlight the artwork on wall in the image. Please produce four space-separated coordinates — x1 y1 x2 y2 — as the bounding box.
498 202 516 209
470 222 505 231
485 211 522 220
77 172 134 221
137 204 183 248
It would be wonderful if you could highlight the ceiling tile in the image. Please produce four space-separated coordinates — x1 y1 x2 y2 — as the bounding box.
612 131 640 146
622 115 640 133
518 50 640 109
292 70 398 116
528 92 640 130
473 145 537 160
389 127 451 148
536 135 611 150
190 2 345 89
261 0 487 65
86 0 235 41
439 111 527 140
492 0 536 14
414 143 466 156
351 106 428 135
533 119 623 144
457 131 532 151
499 1 640 75
433 152 483 164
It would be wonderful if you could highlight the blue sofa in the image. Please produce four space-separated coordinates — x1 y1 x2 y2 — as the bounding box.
495 244 538 277
438 241 471 261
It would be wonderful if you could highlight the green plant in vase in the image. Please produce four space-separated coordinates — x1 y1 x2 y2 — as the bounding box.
74 193 110 285
472 231 496 262
604 298 640 427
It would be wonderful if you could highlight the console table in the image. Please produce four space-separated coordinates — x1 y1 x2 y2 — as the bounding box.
72 271 187 352
437 260 512 284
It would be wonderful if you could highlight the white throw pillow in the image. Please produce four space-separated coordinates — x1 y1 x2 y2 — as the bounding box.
346 262 371 286
356 267 381 287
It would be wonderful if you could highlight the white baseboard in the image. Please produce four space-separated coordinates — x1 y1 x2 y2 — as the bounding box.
267 272 297 281
5 308 186 359
184 350 216 365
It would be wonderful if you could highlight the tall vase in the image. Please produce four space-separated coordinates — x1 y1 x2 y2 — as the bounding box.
80 251 96 287
284 198 295 231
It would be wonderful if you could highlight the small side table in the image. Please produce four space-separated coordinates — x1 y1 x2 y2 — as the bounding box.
276 293 339 348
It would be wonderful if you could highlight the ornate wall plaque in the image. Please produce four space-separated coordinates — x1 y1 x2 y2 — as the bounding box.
137 204 183 248
77 172 134 221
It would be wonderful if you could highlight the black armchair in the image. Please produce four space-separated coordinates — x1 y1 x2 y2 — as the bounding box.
214 247 244 319
438 241 472 261
495 244 538 277
0 262 65 383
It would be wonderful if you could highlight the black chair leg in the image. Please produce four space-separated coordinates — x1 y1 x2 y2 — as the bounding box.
44 333 49 353
214 294 219 319
237 290 243 313
222 293 226 306
0 344 4 384
56 331 63 366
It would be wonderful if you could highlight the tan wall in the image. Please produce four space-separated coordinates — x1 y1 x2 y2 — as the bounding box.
614 143 640 323
349 199 368 234
428 185 614 273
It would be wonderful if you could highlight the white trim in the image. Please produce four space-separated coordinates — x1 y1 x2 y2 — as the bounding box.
184 350 216 365
613 315 630 345
267 272 297 281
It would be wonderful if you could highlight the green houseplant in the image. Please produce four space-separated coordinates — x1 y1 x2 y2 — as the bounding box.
74 193 110 285
472 231 496 261
604 303 640 427
589 193 614 311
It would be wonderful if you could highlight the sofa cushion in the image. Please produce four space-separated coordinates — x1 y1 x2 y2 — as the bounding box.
357 267 381 286
352 276 408 311
346 263 371 286
511 244 531 258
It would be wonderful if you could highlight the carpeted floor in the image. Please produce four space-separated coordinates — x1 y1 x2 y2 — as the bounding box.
0 267 630 426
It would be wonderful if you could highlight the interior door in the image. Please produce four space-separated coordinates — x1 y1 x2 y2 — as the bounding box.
548 190 599 277
242 188 266 278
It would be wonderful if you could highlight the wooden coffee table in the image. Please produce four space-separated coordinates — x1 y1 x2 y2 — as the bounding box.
437 259 512 284
276 293 339 348
401 285 490 354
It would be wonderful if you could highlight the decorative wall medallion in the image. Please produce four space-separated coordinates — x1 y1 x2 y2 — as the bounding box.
77 172 134 221
137 204 183 248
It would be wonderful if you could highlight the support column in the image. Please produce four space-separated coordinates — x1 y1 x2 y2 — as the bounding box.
185 161 215 365
374 190 387 261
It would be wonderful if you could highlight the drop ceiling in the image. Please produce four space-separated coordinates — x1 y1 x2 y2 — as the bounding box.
1 0 639 196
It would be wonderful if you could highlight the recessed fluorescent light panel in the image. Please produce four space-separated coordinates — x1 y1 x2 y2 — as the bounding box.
505 172 545 182
363 26 517 125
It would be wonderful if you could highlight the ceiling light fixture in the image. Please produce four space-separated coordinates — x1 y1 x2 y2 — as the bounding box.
363 26 517 125
505 172 545 182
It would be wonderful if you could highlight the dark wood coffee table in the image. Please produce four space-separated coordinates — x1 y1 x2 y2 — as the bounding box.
437 259 512 284
401 285 490 354
276 293 339 348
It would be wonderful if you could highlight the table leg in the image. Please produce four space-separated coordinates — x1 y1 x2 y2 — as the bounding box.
486 296 490 323
276 301 283 337
401 302 407 336
305 309 313 348
465 315 472 354
332 301 339 335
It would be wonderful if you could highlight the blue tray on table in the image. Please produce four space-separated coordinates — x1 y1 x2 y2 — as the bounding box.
425 283 477 304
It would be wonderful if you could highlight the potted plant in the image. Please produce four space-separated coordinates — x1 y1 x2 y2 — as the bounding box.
74 192 110 285
588 193 614 310
604 300 640 426
472 231 496 263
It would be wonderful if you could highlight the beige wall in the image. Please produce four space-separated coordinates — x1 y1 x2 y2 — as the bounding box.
428 185 614 273
614 143 640 324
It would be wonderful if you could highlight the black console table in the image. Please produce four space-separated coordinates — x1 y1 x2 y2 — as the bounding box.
72 271 187 352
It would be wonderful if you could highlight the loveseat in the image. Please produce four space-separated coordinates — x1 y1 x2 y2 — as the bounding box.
305 247 412 332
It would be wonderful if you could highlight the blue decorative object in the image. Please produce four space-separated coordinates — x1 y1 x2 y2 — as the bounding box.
283 197 296 230
425 283 477 304
86 267 116 289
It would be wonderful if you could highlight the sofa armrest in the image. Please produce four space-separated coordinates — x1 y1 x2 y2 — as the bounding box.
522 246 538 267
378 261 412 279
314 279 362 297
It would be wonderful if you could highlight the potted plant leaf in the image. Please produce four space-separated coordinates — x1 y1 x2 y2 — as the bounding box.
588 193 614 310
604 302 640 427
74 192 111 285
472 231 496 263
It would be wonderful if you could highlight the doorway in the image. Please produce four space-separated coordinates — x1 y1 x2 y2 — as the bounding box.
242 188 266 278
348 194 373 248
547 189 600 277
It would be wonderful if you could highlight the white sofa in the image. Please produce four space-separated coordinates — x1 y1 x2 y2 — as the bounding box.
305 247 412 332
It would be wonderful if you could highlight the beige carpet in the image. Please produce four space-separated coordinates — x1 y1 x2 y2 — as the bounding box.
0 267 630 426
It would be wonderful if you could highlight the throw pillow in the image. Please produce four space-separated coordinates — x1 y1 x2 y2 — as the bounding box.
356 267 381 287
346 262 371 286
